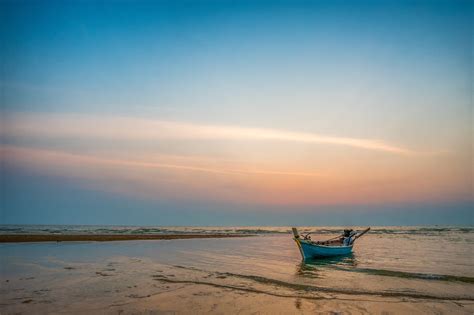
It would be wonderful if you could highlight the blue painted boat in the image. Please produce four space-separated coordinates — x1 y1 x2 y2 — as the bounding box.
292 227 370 260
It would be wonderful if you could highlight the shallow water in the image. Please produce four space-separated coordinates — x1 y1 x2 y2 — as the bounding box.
1 226 473 313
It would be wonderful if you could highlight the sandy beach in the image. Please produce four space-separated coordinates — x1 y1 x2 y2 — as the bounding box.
0 234 249 243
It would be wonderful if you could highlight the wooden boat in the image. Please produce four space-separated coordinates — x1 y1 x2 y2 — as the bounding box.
292 227 370 260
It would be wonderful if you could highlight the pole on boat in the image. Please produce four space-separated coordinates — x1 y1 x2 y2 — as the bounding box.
352 227 370 243
292 227 300 239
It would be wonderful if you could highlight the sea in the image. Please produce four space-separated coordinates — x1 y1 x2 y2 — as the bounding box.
1 225 473 314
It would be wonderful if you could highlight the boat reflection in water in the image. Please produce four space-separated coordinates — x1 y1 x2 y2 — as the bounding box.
296 254 357 278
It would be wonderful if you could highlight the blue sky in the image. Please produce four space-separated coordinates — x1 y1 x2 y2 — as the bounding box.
1 0 472 225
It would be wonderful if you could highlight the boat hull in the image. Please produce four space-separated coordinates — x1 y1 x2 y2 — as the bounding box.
295 239 353 259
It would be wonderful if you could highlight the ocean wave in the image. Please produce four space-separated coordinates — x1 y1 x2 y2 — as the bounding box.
0 225 472 236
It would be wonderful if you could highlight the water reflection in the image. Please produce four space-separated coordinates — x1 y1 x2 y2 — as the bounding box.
305 254 357 267
296 254 357 278
294 298 302 309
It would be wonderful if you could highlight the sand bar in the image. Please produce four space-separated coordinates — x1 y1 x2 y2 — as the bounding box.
0 234 252 243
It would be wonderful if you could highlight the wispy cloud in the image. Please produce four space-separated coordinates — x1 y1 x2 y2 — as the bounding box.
2 113 416 155
2 145 466 206
0 146 322 178
0 145 326 204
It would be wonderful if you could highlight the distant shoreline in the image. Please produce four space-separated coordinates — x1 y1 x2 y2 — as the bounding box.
0 234 253 243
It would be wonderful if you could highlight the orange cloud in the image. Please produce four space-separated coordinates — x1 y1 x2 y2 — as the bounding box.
1 145 469 207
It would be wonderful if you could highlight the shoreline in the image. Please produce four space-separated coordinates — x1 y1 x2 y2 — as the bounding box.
0 234 253 243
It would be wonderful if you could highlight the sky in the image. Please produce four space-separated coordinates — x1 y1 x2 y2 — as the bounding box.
1 0 472 226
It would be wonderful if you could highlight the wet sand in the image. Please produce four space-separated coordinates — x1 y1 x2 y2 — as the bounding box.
0 234 251 243
2 256 472 314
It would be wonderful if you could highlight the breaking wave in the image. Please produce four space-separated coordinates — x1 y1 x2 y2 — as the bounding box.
1 225 472 236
